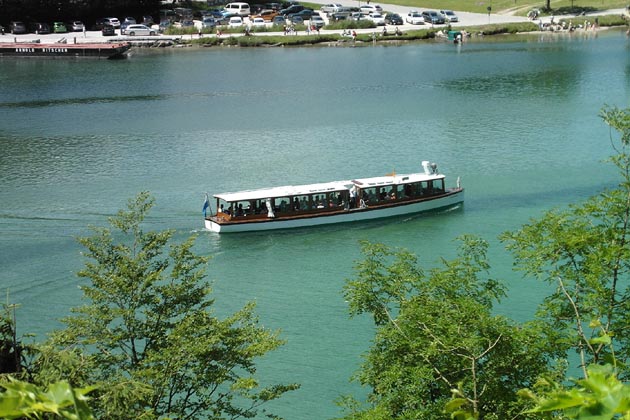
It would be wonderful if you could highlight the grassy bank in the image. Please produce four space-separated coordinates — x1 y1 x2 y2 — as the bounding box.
174 15 625 48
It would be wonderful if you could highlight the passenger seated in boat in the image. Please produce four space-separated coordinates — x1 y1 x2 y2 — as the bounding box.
293 197 300 211
218 204 224 213
236 204 244 217
316 196 325 208
379 190 387 201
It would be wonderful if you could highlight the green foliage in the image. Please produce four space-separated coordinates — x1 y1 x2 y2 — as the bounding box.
501 105 630 378
29 192 298 419
0 376 96 420
520 363 630 419
339 236 553 419
0 301 20 375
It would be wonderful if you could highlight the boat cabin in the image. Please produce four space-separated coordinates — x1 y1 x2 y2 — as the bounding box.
210 164 446 224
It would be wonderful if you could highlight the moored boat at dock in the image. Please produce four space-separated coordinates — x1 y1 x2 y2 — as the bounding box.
204 161 464 233
0 41 131 59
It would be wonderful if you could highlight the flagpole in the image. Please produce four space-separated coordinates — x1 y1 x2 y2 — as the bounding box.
203 193 210 218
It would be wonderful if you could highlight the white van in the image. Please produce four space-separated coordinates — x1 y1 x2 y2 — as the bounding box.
224 2 251 16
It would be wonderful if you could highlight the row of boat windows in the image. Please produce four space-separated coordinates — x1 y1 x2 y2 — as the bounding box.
216 180 445 217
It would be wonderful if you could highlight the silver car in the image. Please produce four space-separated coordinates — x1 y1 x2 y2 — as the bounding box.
440 10 459 22
125 24 156 36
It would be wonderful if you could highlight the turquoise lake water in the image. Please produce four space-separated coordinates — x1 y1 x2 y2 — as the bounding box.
1 30 630 418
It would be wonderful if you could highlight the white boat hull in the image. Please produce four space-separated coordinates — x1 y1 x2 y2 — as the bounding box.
205 189 463 233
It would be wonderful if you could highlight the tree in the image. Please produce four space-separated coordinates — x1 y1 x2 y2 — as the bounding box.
338 237 555 420
501 105 630 380
30 192 298 419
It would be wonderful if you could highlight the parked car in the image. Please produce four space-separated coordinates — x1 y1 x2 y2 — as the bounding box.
53 22 67 33
10 21 26 34
422 10 445 24
310 15 325 28
180 19 195 28
289 9 313 20
29 22 50 34
204 9 225 19
158 20 172 33
405 11 424 24
290 15 304 24
223 2 251 16
367 12 385 25
320 3 343 14
120 17 136 34
228 16 243 27
67 20 85 31
202 16 217 28
254 9 279 21
271 15 286 25
142 15 154 25
359 4 382 15
101 24 115 35
250 17 265 27
439 9 459 22
384 13 403 25
280 4 304 16
103 17 121 28
125 24 156 36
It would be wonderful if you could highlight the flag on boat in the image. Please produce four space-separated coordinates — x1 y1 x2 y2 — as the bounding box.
202 193 209 217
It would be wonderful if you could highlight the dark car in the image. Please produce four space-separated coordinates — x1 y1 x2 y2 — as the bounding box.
422 10 445 24
158 20 172 33
29 22 51 34
271 15 286 25
289 15 304 24
385 13 403 25
101 24 115 35
10 21 27 34
280 4 304 16
142 15 154 25
288 9 313 20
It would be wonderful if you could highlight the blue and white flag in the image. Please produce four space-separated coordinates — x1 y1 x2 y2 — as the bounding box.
202 193 209 217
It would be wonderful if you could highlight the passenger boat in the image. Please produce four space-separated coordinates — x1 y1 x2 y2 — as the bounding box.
204 161 464 233
0 42 131 59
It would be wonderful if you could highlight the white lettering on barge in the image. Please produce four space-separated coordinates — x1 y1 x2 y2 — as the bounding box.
15 47 69 53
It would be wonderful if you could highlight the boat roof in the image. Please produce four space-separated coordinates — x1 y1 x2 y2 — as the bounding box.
214 171 444 202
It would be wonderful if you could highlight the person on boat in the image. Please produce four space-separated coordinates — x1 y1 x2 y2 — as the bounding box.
218 204 224 213
293 197 301 211
236 204 244 216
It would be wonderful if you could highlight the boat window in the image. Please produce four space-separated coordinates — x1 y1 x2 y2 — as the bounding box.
361 187 377 205
403 183 416 198
293 195 311 211
233 200 253 217
273 197 291 214
311 194 327 209
433 179 445 193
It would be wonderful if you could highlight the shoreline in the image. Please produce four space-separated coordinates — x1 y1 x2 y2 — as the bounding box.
1 3 625 50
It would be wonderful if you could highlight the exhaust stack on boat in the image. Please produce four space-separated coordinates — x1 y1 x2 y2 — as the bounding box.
422 161 438 175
